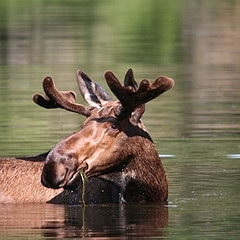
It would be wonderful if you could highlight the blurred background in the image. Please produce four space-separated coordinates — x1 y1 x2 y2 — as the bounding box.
0 1 240 238
0 0 239 156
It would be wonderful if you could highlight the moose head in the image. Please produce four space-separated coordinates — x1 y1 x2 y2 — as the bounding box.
33 69 174 203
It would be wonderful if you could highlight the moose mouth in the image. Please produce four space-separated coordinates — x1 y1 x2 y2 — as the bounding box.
61 171 80 189
61 162 89 189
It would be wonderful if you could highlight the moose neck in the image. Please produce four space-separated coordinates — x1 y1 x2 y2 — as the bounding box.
100 130 168 203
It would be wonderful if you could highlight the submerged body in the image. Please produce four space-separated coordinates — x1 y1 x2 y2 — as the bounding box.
0 159 59 203
0 155 62 203
0 155 121 204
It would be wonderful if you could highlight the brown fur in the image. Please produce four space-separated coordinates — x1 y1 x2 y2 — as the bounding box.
0 156 119 204
42 102 168 203
0 157 62 203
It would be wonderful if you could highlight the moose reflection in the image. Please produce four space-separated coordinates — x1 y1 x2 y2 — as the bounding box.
33 69 174 203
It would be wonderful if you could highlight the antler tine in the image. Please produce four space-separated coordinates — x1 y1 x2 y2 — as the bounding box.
124 68 138 90
33 77 91 116
105 70 174 115
33 89 76 109
105 70 134 109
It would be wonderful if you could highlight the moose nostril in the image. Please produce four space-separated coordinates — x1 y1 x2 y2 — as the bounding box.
41 162 67 189
57 168 69 188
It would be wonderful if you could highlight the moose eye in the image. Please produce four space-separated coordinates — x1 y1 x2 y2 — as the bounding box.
110 123 120 131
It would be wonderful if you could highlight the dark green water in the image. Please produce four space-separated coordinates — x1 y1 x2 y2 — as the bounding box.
0 0 240 239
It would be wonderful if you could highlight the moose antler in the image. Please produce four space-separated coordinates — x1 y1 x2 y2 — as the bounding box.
33 77 91 116
123 68 138 90
105 69 174 116
33 69 174 119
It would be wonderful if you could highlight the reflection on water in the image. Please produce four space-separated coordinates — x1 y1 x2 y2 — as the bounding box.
0 0 240 239
0 203 168 239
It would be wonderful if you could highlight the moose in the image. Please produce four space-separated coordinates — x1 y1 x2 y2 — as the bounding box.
35 69 174 203
0 69 174 204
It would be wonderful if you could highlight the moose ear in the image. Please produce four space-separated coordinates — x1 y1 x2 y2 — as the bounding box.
76 70 112 108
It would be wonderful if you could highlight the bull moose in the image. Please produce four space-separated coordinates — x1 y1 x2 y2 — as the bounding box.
0 69 174 204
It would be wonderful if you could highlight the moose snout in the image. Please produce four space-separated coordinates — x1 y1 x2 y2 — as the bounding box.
41 151 80 189
41 162 67 189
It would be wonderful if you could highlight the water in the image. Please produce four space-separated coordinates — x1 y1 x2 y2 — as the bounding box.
0 0 240 239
